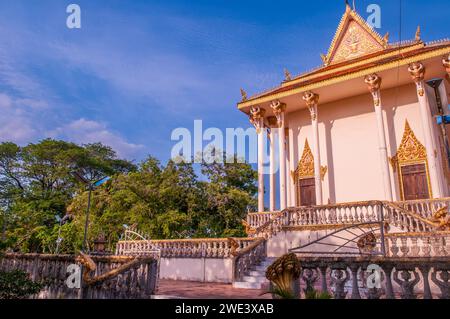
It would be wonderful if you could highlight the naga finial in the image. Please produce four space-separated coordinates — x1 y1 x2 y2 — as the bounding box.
321 53 328 65
415 26 421 41
240 88 248 102
383 32 390 44
284 68 292 81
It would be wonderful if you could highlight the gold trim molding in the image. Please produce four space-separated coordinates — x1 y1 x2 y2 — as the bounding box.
293 139 327 180
390 120 427 168
390 120 432 200
237 46 450 109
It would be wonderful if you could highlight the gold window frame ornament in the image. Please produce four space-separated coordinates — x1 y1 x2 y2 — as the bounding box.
291 139 327 205
390 120 432 200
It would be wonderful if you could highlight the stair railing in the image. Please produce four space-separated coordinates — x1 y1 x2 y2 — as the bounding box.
246 200 442 238
232 238 267 282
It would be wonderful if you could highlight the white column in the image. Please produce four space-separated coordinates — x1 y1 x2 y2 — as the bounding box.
288 128 297 207
286 135 291 208
269 128 276 211
271 101 287 210
250 107 266 212
408 62 443 198
303 92 323 205
365 74 393 201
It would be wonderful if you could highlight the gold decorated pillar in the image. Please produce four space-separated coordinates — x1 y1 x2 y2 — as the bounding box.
250 106 266 212
408 62 443 198
303 92 323 205
443 55 450 78
271 101 287 210
364 74 393 201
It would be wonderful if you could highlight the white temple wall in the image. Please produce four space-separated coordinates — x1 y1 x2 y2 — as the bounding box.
159 257 233 283
287 83 435 204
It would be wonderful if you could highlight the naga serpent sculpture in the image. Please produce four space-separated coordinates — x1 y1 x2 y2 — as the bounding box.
431 206 450 231
75 252 141 286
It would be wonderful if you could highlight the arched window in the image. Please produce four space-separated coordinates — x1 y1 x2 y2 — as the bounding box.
292 140 327 206
390 120 432 200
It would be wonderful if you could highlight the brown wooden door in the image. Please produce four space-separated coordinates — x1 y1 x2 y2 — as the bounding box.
299 178 316 206
401 164 430 200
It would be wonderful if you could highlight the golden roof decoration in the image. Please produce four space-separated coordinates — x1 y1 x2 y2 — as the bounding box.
390 120 427 168
293 140 327 180
324 5 388 65
415 26 421 42
240 88 248 102
284 68 292 81
295 139 315 178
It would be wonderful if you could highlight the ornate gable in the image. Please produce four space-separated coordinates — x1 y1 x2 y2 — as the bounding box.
324 5 388 65
295 140 315 178
390 120 428 168
293 140 327 180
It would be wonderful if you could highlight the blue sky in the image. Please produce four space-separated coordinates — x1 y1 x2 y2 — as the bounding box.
0 0 448 163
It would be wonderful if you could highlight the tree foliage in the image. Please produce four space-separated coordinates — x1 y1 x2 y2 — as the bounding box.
0 270 43 299
0 139 136 253
0 140 257 254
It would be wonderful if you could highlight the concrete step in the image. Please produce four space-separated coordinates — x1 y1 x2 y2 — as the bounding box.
253 265 268 272
233 281 264 289
242 276 269 283
248 270 266 277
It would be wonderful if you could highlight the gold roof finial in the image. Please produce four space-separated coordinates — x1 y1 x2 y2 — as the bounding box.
383 32 390 44
345 0 351 11
415 25 421 41
320 53 328 65
240 88 248 102
284 68 292 81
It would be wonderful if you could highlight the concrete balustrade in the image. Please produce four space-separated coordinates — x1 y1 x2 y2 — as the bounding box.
0 254 158 299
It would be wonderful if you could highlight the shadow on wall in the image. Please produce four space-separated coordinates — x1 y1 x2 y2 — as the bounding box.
383 83 421 200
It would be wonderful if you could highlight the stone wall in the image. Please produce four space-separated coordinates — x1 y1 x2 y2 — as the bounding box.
0 253 158 299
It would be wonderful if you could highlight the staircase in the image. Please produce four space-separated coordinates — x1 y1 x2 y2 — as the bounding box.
233 257 276 290
246 200 444 240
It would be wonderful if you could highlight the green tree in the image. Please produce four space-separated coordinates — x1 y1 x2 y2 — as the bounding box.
0 139 257 254
0 270 43 299
0 140 136 253
200 154 257 237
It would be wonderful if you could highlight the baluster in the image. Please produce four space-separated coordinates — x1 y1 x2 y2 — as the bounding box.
331 268 349 299
319 266 329 294
407 238 418 257
431 269 450 299
419 265 433 299
348 206 355 223
393 269 420 299
381 263 395 299
390 238 399 257
400 237 409 257
349 264 361 299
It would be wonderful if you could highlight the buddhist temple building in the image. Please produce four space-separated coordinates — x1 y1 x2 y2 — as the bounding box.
239 4 450 212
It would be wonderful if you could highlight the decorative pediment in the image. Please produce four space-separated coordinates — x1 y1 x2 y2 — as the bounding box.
293 139 327 180
324 5 388 65
390 120 428 170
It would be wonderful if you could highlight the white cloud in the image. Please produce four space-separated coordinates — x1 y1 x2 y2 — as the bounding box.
0 93 12 109
52 118 145 159
0 92 38 144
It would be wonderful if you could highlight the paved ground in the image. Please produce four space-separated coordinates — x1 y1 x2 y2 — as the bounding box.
155 279 272 299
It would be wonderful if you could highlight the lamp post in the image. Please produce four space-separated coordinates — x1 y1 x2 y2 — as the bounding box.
71 172 110 300
72 171 110 253
55 214 72 255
